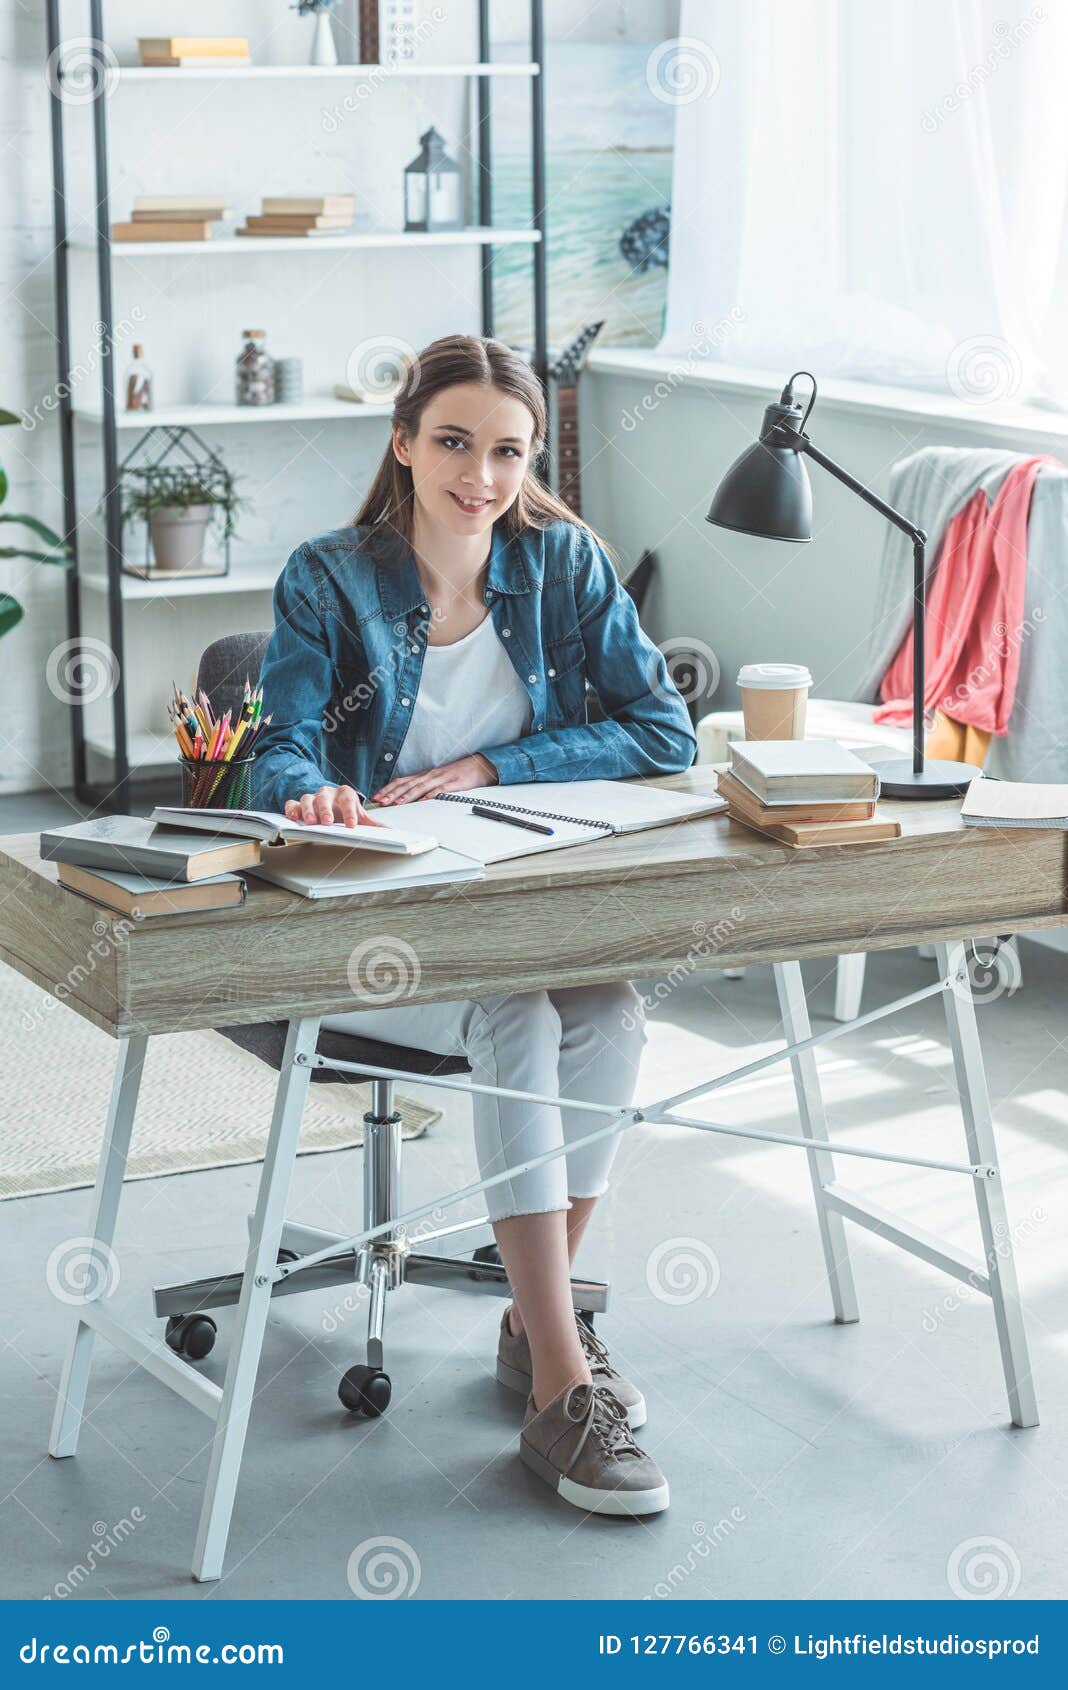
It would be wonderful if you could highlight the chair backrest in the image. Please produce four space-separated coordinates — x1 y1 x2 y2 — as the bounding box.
196 632 271 723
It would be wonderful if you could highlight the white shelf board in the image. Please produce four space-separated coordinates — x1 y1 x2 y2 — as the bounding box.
74 397 394 429
79 563 280 599
85 729 179 767
117 62 539 81
71 227 539 258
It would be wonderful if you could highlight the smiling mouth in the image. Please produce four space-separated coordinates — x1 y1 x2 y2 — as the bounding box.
448 491 494 514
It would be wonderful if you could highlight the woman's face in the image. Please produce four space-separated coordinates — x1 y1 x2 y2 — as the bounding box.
394 382 535 538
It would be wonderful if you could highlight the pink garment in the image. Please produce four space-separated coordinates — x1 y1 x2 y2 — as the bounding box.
875 457 1054 737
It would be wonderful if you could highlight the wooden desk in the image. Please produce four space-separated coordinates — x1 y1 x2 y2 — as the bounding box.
2 768 1065 1037
2 766 1063 1582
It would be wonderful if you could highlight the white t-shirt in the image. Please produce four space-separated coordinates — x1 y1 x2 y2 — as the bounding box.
393 612 532 777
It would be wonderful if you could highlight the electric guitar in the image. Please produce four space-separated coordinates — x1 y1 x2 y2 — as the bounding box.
547 321 604 518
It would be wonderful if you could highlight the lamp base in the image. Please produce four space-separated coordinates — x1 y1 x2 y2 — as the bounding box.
876 757 983 801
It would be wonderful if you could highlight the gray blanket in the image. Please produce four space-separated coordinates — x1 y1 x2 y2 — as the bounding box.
855 445 1068 782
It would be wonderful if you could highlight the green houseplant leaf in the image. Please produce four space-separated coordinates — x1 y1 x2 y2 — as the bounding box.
0 592 24 637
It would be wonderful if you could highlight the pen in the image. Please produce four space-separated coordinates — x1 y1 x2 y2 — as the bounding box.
470 804 554 836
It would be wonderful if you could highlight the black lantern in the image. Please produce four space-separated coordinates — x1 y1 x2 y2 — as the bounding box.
404 126 463 233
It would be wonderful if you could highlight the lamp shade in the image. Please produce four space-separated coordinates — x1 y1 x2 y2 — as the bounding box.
706 400 813 542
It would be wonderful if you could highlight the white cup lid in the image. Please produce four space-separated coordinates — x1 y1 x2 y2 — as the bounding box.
737 663 813 691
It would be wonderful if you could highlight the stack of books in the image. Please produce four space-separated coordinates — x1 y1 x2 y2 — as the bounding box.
112 195 233 243
720 740 900 848
236 196 356 238
138 36 251 69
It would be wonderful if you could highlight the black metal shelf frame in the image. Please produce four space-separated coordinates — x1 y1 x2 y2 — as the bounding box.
46 0 548 810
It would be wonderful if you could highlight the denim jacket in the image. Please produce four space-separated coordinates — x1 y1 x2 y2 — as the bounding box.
251 518 697 813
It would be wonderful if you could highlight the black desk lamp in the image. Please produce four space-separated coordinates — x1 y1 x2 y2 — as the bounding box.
705 371 982 799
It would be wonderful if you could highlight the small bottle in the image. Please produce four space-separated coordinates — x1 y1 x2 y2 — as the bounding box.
236 328 274 406
124 343 153 412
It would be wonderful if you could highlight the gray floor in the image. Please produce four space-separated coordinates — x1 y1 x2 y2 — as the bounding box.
2 791 1066 1600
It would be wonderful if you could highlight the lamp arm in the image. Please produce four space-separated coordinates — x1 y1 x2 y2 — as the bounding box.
789 432 927 777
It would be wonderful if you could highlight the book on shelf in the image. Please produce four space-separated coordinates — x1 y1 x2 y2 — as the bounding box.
41 817 261 881
57 862 247 917
242 214 353 231
960 778 1068 829
141 55 251 68
134 194 228 213
138 36 250 58
236 225 349 238
335 381 402 404
715 768 877 825
727 739 880 804
132 207 235 223
111 220 215 242
261 195 355 216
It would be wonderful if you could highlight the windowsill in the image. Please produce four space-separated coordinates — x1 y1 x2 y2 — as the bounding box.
586 347 1068 444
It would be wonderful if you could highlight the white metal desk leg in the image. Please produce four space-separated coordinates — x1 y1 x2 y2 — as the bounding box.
773 961 860 1324
834 954 866 1023
192 1016 319 1583
50 1034 148 1459
937 943 1038 1428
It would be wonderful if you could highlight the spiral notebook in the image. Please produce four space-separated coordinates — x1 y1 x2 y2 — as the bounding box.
372 779 726 866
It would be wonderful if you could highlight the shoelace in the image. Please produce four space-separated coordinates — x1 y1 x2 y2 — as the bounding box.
565 1383 643 1469
576 1318 615 1378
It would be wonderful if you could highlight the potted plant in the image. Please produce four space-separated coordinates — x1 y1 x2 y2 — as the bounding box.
292 0 339 67
0 407 71 636
122 463 241 576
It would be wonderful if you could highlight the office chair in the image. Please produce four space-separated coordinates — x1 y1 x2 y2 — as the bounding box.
153 632 608 1419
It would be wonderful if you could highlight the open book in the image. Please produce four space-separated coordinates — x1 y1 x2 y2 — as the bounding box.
152 780 726 889
150 805 436 857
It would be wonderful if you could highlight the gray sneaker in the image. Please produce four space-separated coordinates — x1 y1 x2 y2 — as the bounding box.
496 1308 647 1429
520 1382 669 1516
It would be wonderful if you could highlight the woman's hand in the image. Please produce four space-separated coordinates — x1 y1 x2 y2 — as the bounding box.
284 785 384 827
372 752 498 806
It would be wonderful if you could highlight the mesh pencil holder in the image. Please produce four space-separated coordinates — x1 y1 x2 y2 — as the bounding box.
179 755 255 811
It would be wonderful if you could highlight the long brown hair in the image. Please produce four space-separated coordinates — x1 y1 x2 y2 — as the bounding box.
351 334 593 557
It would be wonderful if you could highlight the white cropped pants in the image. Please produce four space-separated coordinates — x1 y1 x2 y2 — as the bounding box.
321 981 647 1221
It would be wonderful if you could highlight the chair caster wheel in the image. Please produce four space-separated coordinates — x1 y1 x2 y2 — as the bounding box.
577 1309 596 1333
338 1364 392 1417
472 1242 502 1267
165 1313 217 1361
277 1248 299 1264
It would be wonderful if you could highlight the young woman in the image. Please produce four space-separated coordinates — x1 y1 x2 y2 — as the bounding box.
254 334 697 1516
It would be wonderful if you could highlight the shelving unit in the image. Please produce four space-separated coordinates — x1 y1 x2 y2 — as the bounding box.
46 0 548 809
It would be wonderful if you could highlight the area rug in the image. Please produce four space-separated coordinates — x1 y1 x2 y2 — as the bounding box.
0 971 441 1200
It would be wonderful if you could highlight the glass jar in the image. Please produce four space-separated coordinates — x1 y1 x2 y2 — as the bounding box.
124 343 153 412
236 329 274 406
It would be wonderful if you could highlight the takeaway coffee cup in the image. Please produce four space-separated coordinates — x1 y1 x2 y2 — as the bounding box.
737 663 813 740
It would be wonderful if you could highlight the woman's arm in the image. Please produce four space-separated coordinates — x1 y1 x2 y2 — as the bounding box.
481 528 698 785
252 549 359 817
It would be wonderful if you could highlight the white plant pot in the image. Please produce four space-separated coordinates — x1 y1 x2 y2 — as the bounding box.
147 504 213 574
311 11 338 66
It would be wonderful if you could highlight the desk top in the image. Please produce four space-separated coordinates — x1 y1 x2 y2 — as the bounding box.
2 766 1065 1037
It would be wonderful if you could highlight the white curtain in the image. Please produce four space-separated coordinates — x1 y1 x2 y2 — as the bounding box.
658 0 1068 407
